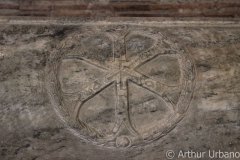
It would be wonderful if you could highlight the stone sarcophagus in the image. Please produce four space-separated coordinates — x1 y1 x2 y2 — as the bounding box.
0 18 239 159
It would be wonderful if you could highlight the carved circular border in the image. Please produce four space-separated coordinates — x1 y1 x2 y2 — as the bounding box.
45 27 196 148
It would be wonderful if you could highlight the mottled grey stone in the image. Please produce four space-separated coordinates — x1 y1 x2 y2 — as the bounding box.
0 18 239 160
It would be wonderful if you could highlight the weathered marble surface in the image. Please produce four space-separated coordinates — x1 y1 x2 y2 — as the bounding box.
0 18 240 160
1 0 240 17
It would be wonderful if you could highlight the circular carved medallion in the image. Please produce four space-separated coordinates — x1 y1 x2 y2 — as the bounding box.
45 26 196 148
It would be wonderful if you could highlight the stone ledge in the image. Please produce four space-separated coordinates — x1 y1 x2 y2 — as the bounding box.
0 0 240 17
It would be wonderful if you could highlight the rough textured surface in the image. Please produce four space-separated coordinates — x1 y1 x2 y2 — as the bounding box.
0 18 240 159
0 0 240 17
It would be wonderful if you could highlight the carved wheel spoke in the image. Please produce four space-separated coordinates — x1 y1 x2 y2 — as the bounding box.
114 81 140 136
64 55 110 71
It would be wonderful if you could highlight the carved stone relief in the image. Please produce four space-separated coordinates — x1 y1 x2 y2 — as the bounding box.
45 25 196 148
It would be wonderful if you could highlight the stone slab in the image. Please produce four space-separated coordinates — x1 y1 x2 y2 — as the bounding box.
0 18 240 160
